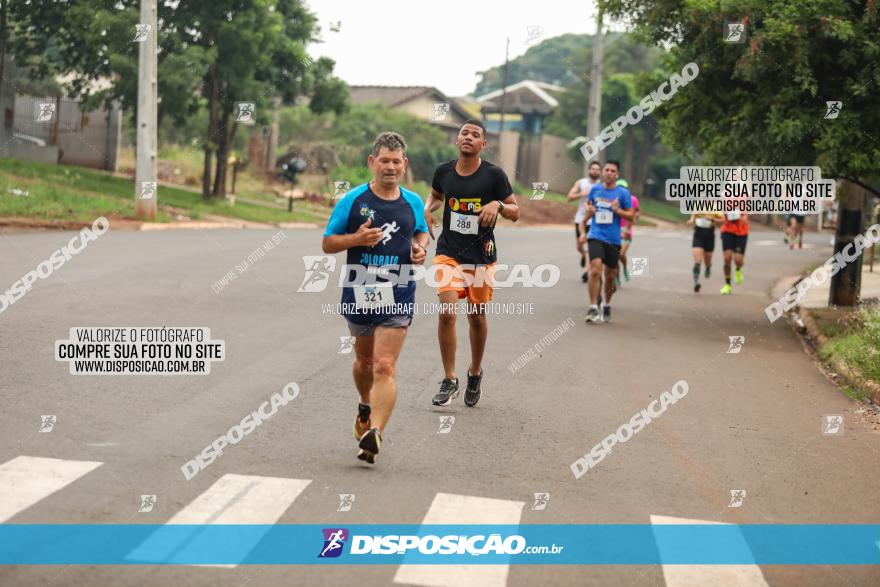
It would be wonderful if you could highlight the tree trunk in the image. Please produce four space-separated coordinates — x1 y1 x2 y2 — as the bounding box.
623 131 635 185
202 147 213 199
0 0 8 89
828 179 867 306
202 66 218 199
212 104 233 198
213 139 228 198
633 126 655 198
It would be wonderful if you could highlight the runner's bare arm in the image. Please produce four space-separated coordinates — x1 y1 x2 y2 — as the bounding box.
584 200 596 221
426 188 444 212
497 193 519 221
479 193 519 226
322 218 383 253
610 198 636 221
411 232 429 265
567 181 582 201
424 188 444 240
614 206 636 221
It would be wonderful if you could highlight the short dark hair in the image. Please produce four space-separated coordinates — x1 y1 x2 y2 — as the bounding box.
605 160 621 171
589 161 601 168
371 131 407 157
460 119 486 137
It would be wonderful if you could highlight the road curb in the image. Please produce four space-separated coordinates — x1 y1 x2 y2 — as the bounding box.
797 305 880 404
773 270 880 405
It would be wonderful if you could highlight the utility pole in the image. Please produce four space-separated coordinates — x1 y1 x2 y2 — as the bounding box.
135 0 158 219
498 37 510 134
585 5 604 175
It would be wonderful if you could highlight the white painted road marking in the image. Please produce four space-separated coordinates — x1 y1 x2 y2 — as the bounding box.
0 456 103 523
650 514 769 586
126 473 311 566
394 492 525 587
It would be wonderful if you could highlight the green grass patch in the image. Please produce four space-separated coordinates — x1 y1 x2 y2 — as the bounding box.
838 384 868 402
0 158 328 224
638 197 686 224
0 167 172 222
818 322 845 339
819 306 880 388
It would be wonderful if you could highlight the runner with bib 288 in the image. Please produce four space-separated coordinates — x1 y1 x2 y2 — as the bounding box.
424 120 519 408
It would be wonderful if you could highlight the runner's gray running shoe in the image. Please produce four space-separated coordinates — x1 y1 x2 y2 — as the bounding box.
432 378 459 406
464 369 483 407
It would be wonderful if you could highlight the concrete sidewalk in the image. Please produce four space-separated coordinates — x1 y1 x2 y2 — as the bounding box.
800 264 880 308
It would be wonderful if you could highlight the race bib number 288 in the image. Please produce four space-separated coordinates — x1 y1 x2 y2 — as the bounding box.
450 211 478 235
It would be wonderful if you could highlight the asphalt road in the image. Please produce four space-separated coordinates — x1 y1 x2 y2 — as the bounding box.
1 223 878 586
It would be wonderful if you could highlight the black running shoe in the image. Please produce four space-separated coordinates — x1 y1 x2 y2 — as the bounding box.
585 305 601 323
603 305 612 323
354 403 371 440
464 369 483 407
357 428 381 464
432 378 459 406
694 282 701 293
581 271 589 283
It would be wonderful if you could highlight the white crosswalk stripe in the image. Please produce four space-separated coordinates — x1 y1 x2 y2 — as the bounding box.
393 492 525 587
0 456 781 581
650 515 769 587
0 456 103 523
126 473 311 567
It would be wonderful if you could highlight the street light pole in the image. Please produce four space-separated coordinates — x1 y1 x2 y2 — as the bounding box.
135 0 158 220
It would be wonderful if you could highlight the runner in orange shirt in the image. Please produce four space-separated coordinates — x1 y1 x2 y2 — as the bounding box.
719 212 749 295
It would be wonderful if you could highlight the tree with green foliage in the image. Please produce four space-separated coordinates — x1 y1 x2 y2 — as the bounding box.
277 103 457 183
8 1 348 199
601 0 880 304
539 33 669 195
600 0 880 196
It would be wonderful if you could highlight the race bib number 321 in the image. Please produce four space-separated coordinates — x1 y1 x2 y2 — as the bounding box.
353 283 394 309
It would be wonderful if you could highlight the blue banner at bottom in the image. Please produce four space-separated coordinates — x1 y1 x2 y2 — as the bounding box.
0 525 878 565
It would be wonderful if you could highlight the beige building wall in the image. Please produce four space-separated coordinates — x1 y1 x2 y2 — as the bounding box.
493 130 519 183
538 133 582 194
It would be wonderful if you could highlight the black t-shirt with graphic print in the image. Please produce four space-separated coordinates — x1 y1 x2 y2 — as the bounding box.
431 160 513 265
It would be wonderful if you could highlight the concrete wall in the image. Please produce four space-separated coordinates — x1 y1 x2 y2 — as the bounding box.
495 130 519 184
4 87 120 171
0 143 60 164
538 134 582 194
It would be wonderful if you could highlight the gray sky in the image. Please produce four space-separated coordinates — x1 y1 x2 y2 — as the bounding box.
304 0 600 97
